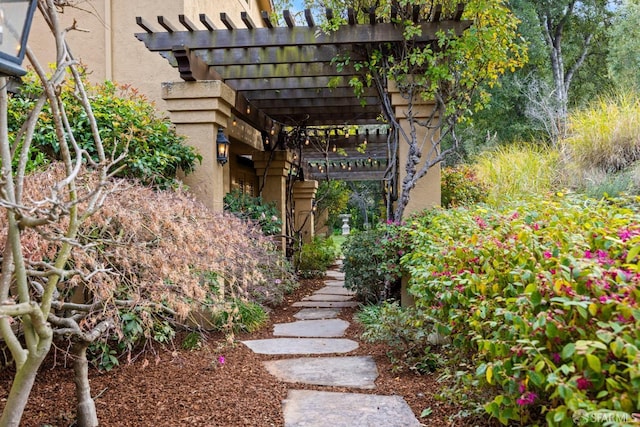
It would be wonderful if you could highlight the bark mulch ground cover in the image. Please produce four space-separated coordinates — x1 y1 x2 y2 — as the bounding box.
0 277 492 426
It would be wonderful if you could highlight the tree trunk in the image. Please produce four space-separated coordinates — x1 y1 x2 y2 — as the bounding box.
0 339 51 427
72 342 99 427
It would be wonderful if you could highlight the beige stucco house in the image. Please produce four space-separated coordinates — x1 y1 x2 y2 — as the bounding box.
27 0 448 253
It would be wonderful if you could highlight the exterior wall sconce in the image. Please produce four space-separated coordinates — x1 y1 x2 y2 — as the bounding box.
0 0 38 77
216 127 230 165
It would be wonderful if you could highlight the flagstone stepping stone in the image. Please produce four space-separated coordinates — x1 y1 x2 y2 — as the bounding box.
324 280 346 287
273 318 350 337
283 390 421 427
315 286 355 296
293 308 341 320
263 356 378 389
242 338 358 355
303 294 354 302
326 272 345 278
292 301 358 308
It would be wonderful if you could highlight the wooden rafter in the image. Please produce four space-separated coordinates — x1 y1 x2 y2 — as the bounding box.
135 6 471 169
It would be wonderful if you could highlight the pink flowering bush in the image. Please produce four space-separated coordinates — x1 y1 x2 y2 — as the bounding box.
441 164 488 208
402 194 640 426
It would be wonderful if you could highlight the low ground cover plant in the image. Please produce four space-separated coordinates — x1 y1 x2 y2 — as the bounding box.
400 194 640 425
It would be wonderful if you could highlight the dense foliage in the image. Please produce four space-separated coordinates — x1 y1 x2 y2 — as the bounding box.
295 236 338 278
1 163 297 369
315 180 350 232
8 72 200 189
223 189 283 236
441 164 488 208
342 223 407 302
356 302 439 374
400 194 640 425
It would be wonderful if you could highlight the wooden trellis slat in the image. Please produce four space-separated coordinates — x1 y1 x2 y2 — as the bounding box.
199 13 216 31
238 86 378 101
178 14 197 31
252 96 380 109
261 11 274 29
157 16 177 33
241 11 257 29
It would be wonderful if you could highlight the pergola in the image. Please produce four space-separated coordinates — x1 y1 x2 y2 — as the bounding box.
135 5 470 182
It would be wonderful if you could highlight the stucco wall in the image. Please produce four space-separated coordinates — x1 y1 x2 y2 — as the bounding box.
26 0 270 109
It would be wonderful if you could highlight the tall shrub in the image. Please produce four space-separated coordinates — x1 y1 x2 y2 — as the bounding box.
9 72 200 189
342 223 407 303
223 189 282 236
402 195 640 425
441 164 488 208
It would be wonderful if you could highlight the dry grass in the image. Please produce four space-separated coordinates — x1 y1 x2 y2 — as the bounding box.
563 93 640 173
474 143 561 205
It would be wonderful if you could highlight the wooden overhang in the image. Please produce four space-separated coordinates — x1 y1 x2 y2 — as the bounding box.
135 6 470 181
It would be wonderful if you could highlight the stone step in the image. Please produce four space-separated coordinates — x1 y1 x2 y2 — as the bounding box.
293 308 341 320
314 286 355 296
241 338 358 355
263 356 378 389
303 294 354 302
282 390 421 427
273 319 350 338
324 280 346 287
292 301 358 308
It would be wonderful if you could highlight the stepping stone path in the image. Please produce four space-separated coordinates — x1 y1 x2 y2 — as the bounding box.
242 262 421 427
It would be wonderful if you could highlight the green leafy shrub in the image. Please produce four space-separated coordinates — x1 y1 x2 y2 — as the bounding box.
356 302 439 374
342 223 406 303
441 164 488 208
223 189 282 236
181 332 204 351
295 236 338 278
401 194 640 426
8 72 200 189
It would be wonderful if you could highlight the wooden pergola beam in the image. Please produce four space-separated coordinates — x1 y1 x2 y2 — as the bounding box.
225 76 350 91
136 21 470 52
244 86 378 100
194 45 357 66
214 62 354 80
252 96 380 109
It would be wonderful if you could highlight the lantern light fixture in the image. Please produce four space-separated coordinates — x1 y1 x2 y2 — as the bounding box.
216 127 230 165
0 0 38 77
